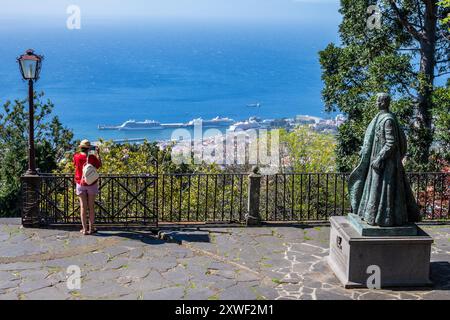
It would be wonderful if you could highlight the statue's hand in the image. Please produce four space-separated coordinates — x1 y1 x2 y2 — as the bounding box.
371 157 384 172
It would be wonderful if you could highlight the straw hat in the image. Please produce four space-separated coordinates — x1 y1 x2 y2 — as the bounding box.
79 139 91 149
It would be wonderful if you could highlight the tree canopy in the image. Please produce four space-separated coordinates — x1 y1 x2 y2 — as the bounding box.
0 92 74 216
320 0 450 172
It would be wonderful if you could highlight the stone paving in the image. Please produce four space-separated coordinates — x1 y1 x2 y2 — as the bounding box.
0 219 449 300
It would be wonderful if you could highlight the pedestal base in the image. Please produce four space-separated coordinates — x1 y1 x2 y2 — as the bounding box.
347 213 418 236
21 174 41 228
328 216 433 288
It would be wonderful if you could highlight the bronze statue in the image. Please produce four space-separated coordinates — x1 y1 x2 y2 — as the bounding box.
348 93 420 227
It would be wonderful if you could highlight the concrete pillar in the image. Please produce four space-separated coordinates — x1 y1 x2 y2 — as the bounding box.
246 166 262 226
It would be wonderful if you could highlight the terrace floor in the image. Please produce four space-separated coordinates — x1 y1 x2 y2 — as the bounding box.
0 219 449 300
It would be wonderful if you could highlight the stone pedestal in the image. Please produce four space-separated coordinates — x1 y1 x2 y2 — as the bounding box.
246 168 262 226
328 216 433 288
21 174 41 228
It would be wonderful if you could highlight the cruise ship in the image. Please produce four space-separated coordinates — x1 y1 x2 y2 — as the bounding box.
228 118 261 132
98 120 162 130
186 116 234 127
98 117 234 130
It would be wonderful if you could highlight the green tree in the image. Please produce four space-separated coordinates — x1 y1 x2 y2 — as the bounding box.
280 126 336 172
0 92 74 216
431 84 450 168
57 139 221 175
320 0 450 171
440 0 450 25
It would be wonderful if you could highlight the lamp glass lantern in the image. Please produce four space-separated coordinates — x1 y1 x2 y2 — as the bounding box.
17 49 43 81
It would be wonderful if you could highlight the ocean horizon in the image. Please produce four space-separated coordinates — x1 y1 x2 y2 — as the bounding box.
0 16 340 141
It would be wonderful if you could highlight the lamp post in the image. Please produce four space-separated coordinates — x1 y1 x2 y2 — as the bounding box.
18 49 43 227
17 49 43 176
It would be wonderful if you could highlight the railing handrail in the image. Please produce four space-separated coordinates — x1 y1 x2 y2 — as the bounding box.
41 171 449 175
25 171 449 225
39 173 156 178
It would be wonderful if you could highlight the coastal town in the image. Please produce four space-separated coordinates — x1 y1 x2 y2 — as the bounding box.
155 114 346 168
101 114 346 146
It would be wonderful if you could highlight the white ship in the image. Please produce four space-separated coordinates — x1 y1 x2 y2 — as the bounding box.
98 116 235 131
186 116 234 127
98 120 162 130
228 118 261 132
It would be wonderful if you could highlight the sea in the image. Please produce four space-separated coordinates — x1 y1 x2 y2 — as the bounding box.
0 16 340 142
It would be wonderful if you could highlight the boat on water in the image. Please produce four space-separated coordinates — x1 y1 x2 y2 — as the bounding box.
228 118 261 132
98 120 162 130
246 102 261 108
186 116 234 127
98 117 235 130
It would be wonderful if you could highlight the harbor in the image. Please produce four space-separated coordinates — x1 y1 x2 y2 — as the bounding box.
98 116 234 130
94 114 346 146
98 114 345 134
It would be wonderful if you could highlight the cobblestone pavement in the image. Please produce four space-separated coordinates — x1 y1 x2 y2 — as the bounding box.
0 219 449 300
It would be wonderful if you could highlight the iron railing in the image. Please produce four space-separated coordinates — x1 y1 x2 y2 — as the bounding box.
409 172 450 220
36 173 158 225
27 172 449 225
260 173 350 222
158 173 248 223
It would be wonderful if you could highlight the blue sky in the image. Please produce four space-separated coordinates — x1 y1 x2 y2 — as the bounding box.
0 0 340 23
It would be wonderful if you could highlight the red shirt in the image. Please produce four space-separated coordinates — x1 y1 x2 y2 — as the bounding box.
73 152 102 185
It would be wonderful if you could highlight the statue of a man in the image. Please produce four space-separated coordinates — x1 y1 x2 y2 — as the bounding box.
348 93 420 227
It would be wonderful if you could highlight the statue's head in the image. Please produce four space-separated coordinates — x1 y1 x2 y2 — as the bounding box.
376 93 391 111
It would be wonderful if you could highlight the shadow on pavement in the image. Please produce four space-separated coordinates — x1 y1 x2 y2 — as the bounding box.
430 261 450 290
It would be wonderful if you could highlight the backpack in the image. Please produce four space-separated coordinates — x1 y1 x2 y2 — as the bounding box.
82 154 99 185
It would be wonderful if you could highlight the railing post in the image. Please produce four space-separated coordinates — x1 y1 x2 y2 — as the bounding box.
246 166 262 226
21 174 41 228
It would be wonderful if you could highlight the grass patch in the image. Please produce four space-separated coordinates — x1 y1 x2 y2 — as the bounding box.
271 229 283 238
3 226 22 238
249 286 267 300
63 239 71 248
47 266 63 274
70 291 81 298
272 278 283 285
233 250 241 262
208 294 219 300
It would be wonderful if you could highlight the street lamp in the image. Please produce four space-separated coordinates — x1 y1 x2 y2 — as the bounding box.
17 49 43 176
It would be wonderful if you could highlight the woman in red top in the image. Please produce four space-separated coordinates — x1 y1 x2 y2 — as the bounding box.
74 140 102 235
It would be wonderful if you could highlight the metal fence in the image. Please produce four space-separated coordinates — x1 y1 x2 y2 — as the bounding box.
260 173 350 222
409 172 450 220
35 174 158 225
24 172 449 226
158 173 248 223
